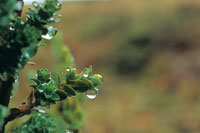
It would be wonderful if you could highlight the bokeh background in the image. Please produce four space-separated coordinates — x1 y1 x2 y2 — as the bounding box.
7 0 200 132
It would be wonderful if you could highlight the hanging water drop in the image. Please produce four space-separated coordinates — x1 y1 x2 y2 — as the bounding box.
15 75 18 83
38 109 46 113
9 27 15 31
34 106 46 113
83 73 88 78
65 130 73 133
33 1 39 8
86 88 98 99
66 67 70 72
42 33 53 40
38 89 44 93
42 26 57 40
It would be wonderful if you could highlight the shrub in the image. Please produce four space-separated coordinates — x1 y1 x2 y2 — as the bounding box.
0 0 103 132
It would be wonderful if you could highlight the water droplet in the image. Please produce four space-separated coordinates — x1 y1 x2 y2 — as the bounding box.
42 26 57 40
83 73 88 78
66 67 71 72
33 1 39 7
14 75 18 83
9 27 15 31
86 88 98 99
38 89 44 93
33 106 46 113
42 33 53 40
38 109 46 113
65 130 73 133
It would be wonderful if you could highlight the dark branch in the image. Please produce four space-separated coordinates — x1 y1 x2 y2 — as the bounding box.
4 103 36 126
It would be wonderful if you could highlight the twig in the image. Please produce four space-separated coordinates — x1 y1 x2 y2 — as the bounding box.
4 102 37 126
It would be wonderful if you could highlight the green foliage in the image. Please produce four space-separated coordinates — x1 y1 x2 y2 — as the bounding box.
0 1 103 132
32 69 60 106
0 0 61 81
11 113 56 133
0 105 9 130
63 66 102 94
0 0 20 34
31 66 103 107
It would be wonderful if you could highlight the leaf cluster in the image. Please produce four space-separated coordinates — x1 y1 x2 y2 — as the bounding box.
56 66 103 100
0 0 20 34
11 113 56 133
31 66 103 107
32 69 60 106
0 0 61 80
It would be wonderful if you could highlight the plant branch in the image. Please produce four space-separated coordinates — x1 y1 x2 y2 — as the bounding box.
4 103 37 126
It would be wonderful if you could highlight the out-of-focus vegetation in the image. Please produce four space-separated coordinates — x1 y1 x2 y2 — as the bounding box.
8 0 200 133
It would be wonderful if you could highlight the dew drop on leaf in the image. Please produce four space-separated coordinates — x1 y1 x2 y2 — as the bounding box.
86 88 98 99
65 130 73 133
14 75 18 83
38 109 46 113
34 106 46 113
9 27 14 31
38 89 44 93
42 33 53 40
83 73 88 78
66 67 70 72
42 26 57 40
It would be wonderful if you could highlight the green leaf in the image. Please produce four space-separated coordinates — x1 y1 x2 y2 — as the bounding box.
11 113 56 132
66 68 76 81
89 74 103 87
33 1 42 10
56 89 68 100
81 78 94 89
63 85 76 97
70 80 90 93
37 69 51 83
51 93 60 101
40 99 49 106
44 91 53 99
79 65 93 78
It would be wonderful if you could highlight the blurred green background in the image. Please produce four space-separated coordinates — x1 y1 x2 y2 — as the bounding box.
7 0 200 132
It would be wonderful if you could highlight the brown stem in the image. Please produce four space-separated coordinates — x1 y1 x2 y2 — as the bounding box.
4 103 36 126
